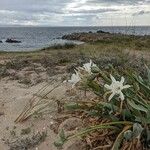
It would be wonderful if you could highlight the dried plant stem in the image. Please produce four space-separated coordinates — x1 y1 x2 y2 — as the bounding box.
15 82 62 123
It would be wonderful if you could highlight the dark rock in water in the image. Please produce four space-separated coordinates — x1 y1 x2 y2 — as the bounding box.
6 38 21 43
97 30 110 34
0 40 2 43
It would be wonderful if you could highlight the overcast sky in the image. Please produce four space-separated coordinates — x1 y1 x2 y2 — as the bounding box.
0 0 150 26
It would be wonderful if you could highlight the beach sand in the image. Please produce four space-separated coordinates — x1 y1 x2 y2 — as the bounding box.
0 65 70 150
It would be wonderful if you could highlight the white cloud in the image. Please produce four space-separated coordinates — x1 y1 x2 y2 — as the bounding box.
0 0 149 26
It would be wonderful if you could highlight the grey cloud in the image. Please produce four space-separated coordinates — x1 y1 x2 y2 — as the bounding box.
87 0 150 5
0 0 69 13
69 8 118 14
0 0 149 26
133 10 150 16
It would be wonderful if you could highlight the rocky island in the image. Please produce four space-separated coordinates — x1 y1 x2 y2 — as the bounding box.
5 38 21 43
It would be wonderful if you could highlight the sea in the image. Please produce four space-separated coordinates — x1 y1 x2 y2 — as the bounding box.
0 26 150 52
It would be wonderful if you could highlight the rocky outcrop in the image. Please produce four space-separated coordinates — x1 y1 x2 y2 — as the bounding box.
97 30 110 34
5 38 21 43
62 31 113 42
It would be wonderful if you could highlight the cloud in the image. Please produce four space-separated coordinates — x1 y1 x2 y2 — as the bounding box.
87 0 150 5
133 10 150 16
0 0 150 26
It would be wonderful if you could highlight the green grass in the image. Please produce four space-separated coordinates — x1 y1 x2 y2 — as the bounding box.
92 35 150 51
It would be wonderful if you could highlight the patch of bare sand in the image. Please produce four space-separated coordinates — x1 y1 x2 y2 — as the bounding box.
0 76 67 150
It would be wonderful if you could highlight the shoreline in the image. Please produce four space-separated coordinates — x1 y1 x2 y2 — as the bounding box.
0 27 150 52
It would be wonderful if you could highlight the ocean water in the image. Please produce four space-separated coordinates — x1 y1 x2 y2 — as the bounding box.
0 26 150 52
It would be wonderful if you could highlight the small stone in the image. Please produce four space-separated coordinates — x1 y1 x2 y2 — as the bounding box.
0 112 4 116
58 117 83 135
63 139 87 150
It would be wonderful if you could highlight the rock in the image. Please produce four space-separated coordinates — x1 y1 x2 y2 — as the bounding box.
97 30 110 34
16 70 43 85
58 118 83 137
16 71 34 79
30 73 43 85
0 112 4 116
63 139 87 150
5 38 21 43
58 117 83 132
57 118 86 150
62 31 112 42
7 69 17 76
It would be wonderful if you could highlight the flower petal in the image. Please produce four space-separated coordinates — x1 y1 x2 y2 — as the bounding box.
120 76 125 84
104 84 112 90
122 85 131 89
74 69 79 75
108 93 115 101
90 59 92 65
110 74 116 83
119 92 125 100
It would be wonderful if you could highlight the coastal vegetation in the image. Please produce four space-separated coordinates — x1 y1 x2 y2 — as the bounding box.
0 31 150 149
54 60 150 149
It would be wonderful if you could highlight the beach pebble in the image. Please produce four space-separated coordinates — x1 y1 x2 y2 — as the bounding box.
63 138 87 150
58 117 83 137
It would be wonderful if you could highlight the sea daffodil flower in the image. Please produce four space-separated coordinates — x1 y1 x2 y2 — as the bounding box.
68 69 81 87
82 59 97 74
104 74 131 101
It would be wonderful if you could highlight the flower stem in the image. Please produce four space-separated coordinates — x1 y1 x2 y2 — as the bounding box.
119 100 123 114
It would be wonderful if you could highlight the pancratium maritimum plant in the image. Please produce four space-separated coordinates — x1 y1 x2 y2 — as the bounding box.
104 74 131 101
104 74 131 113
55 60 150 150
80 59 98 74
67 69 81 88
66 60 97 88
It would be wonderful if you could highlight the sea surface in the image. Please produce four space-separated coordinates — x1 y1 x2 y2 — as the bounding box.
0 26 150 52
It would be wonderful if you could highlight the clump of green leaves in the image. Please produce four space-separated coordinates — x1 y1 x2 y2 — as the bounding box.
55 61 150 149
54 129 67 148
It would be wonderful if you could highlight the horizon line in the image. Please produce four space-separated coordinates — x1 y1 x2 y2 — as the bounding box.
0 25 150 27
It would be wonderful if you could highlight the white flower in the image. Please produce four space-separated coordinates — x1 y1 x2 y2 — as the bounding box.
82 59 97 74
104 74 131 101
68 69 81 87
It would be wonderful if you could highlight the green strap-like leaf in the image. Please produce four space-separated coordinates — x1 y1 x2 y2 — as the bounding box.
145 65 150 85
133 74 150 92
127 99 148 113
59 129 66 142
69 121 133 139
112 125 132 150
